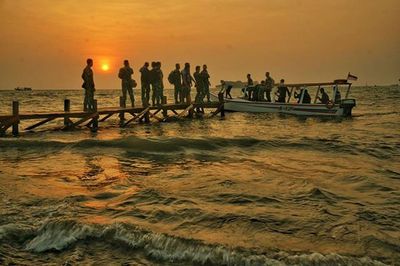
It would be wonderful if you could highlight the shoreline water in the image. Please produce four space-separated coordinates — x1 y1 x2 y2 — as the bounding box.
1 86 399 265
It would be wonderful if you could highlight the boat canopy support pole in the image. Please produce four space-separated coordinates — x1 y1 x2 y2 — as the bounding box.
345 83 352 99
314 85 321 103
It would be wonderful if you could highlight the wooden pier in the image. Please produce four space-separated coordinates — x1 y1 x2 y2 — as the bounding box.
0 93 225 137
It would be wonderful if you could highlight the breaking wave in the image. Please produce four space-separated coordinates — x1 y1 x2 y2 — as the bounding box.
0 220 386 266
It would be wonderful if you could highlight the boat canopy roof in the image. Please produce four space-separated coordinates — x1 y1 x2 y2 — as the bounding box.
282 79 351 87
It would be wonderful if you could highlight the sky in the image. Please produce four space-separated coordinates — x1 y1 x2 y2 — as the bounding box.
0 0 399 89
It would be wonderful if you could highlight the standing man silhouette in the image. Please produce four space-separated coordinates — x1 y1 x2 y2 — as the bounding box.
139 62 150 106
181 63 195 103
118 59 135 107
265 72 275 102
201 65 211 102
81 58 95 111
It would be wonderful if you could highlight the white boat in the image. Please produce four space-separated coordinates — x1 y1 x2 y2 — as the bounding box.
214 79 356 117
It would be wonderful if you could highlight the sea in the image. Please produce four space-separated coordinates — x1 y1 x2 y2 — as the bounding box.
0 86 399 265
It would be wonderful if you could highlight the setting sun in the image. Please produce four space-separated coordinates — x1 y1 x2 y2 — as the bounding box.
101 64 110 71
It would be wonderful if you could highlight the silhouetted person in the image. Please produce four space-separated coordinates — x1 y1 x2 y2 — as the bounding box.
194 65 204 103
294 88 303 103
168 64 182 103
118 59 135 107
139 62 151 106
181 63 195 103
226 85 233 99
276 79 290 103
247 73 253 86
221 80 232 99
154 62 164 105
317 87 330 104
150 62 157 106
81 58 95 111
256 80 266 101
303 89 311 103
201 65 211 102
265 72 274 102
246 74 254 100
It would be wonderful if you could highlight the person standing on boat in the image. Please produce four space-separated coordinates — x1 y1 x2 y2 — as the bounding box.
265 72 274 102
118 60 135 107
181 63 195 103
276 79 290 103
246 74 254 100
201 65 211 102
317 87 330 104
168 64 182 104
81 58 95 111
194 66 204 103
139 62 151 106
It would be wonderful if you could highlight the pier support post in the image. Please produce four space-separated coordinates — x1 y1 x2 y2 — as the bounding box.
91 99 98 132
144 102 150 123
218 92 225 118
162 96 167 118
64 99 71 126
12 101 19 136
119 96 125 125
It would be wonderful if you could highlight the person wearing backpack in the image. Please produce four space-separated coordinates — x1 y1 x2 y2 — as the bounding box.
168 64 182 104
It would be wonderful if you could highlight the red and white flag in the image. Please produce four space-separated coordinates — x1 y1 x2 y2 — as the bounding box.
347 72 358 81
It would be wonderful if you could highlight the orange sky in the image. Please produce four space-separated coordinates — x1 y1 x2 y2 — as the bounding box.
0 0 399 89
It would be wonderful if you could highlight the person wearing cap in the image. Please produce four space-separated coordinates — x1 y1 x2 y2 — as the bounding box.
118 59 135 107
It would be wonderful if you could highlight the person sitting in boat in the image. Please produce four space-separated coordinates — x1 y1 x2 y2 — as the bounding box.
276 79 290 103
317 87 330 104
256 80 267 101
294 88 311 104
294 88 303 103
303 89 311 103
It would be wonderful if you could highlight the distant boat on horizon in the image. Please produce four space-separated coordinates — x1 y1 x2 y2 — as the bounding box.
14 87 32 91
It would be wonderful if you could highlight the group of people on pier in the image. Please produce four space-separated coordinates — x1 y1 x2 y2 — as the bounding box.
81 58 212 111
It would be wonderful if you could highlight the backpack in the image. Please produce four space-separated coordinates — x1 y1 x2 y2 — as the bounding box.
168 71 176 84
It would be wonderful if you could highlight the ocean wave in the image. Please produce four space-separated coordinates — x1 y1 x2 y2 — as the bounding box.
0 136 398 159
0 219 387 265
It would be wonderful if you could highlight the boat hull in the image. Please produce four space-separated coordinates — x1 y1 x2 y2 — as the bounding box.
216 96 356 117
